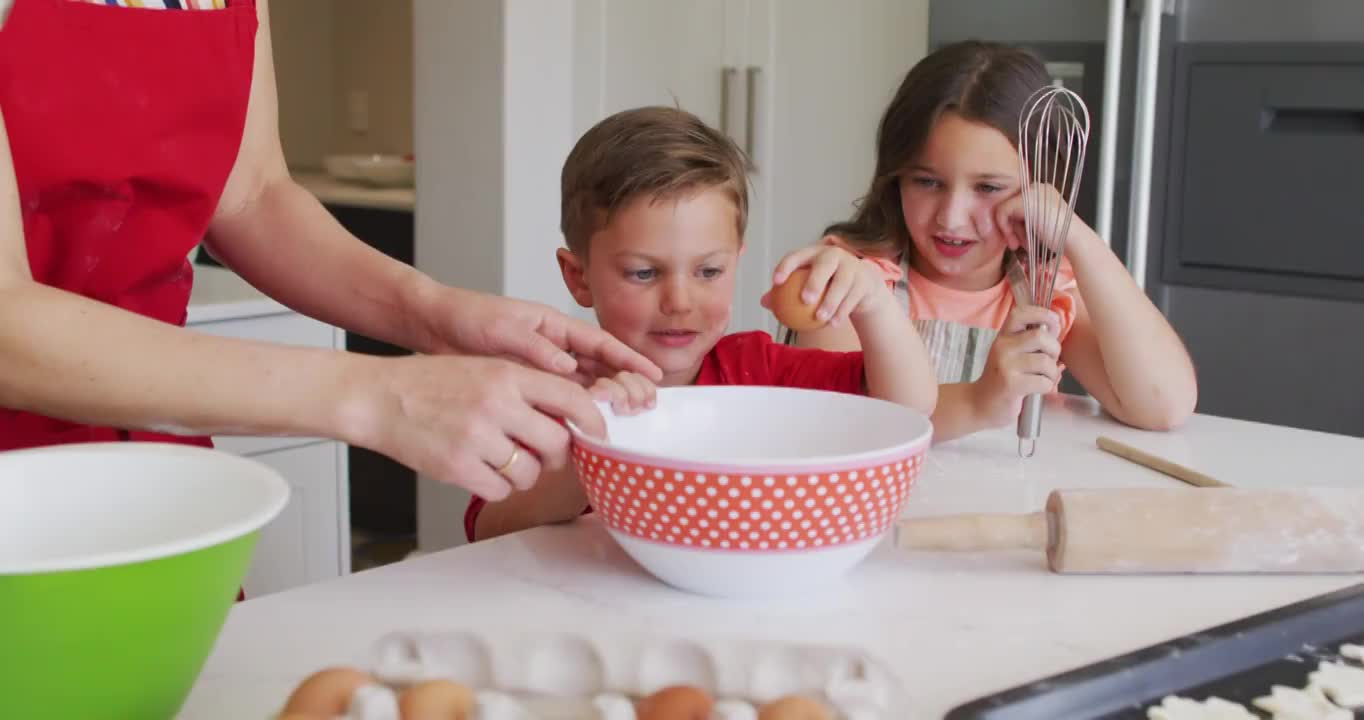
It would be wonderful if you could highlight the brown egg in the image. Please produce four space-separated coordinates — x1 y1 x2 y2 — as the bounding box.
281 666 374 717
758 695 834 720
635 685 715 720
769 267 828 333
398 679 476 720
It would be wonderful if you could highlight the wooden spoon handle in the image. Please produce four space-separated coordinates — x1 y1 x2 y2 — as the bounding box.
1096 436 1229 488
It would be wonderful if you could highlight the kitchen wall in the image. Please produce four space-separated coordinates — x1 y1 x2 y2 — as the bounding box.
411 0 579 552
270 0 414 170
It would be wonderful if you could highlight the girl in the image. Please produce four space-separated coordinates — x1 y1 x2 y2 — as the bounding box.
784 41 1197 443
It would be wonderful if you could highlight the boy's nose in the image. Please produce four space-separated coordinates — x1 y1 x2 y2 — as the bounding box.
660 279 694 315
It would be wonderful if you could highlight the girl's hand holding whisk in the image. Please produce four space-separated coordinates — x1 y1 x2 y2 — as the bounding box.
969 305 1063 428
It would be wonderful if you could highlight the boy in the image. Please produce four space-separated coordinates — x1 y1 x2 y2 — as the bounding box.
467 106 935 541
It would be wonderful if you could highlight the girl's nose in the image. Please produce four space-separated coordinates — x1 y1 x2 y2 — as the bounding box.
934 190 972 230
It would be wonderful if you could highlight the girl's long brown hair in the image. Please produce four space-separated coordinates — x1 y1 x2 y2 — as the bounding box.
827 41 1052 259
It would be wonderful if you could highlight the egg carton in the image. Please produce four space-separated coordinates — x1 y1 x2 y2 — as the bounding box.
352 628 910 719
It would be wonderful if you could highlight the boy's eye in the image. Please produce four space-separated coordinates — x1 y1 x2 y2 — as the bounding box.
976 183 1005 194
626 268 657 281
699 266 725 280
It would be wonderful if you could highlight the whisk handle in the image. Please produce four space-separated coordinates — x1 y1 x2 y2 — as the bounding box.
1017 392 1044 457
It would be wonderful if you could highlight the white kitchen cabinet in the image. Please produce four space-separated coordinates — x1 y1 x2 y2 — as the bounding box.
186 266 351 595
572 0 930 334
572 0 736 134
237 440 348 597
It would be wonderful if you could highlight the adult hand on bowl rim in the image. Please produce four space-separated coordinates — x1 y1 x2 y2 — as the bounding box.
414 286 663 387
343 353 612 502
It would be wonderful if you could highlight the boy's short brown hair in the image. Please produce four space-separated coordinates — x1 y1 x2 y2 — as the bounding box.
560 106 751 256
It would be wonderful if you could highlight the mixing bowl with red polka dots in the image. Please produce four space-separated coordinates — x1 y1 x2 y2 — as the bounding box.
568 386 932 598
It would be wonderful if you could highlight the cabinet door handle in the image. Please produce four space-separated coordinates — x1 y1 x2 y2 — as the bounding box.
720 66 737 136
745 65 761 168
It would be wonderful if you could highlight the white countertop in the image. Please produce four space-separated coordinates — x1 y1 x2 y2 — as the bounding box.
186 265 289 324
292 171 415 212
179 395 1364 719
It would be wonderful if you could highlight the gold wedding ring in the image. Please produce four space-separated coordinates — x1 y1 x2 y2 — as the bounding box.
493 448 519 477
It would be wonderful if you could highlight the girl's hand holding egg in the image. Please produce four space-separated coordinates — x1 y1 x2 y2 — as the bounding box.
765 243 894 332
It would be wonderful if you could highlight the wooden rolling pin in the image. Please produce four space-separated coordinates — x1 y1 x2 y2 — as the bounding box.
894 488 1364 574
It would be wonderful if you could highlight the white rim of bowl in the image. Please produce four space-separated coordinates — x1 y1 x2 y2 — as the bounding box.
0 443 291 575
567 386 933 470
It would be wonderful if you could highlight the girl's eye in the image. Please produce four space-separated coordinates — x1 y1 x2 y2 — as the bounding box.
627 268 657 281
977 183 1004 194
909 176 942 189
699 266 725 280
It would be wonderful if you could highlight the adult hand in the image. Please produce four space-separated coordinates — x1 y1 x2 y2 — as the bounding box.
344 353 607 501
416 287 662 384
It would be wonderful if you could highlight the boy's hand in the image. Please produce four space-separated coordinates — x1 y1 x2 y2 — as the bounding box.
589 371 657 416
969 305 1063 427
765 245 894 329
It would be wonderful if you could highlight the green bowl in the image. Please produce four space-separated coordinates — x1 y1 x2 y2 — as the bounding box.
0 442 289 720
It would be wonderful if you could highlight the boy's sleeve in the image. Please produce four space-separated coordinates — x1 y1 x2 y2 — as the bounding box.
464 496 486 543
463 491 597 544
761 334 867 395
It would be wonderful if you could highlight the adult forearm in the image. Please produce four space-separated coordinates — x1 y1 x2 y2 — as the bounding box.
0 282 365 439
204 177 446 354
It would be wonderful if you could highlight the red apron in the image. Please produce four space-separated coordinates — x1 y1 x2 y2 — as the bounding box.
0 0 257 451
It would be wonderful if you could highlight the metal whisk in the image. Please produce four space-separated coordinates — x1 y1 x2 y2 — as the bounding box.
1015 84 1091 458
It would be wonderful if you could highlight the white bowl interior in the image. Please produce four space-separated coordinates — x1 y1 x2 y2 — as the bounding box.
585 386 931 466
0 443 289 574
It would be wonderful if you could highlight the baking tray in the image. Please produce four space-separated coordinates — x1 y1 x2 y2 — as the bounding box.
945 582 1364 719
